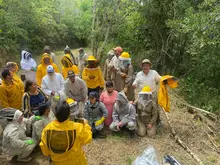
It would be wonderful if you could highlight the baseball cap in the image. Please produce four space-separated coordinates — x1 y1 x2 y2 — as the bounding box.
47 65 54 73
113 46 123 53
89 91 98 99
68 70 75 77
142 59 152 65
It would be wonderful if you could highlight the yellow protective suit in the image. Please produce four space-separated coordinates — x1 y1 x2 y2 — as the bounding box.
40 119 92 165
61 54 79 79
82 67 105 89
6 62 24 93
158 75 178 112
36 54 59 86
0 80 23 109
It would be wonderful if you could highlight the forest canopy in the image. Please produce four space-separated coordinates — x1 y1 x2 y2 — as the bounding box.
0 0 219 112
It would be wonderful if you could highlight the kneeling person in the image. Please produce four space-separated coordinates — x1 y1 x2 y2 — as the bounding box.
2 110 37 162
136 86 158 137
40 102 92 164
110 91 136 136
84 91 108 138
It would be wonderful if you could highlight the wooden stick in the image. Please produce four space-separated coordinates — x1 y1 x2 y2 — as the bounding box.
184 104 215 116
207 134 220 154
161 107 204 165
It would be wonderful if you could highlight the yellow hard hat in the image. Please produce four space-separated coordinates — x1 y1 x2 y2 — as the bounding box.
141 86 151 93
120 52 130 59
66 98 76 107
87 55 96 61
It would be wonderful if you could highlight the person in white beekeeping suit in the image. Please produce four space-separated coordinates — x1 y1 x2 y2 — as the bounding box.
2 110 38 162
41 65 65 98
20 50 37 82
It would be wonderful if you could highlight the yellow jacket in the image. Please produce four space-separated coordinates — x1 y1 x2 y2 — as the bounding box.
0 80 23 109
82 67 104 89
40 119 92 165
36 54 59 86
61 54 79 79
158 75 178 112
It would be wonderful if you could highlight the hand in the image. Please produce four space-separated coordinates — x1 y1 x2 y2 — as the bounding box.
25 139 34 145
147 124 153 130
34 116 42 121
116 122 123 130
132 84 137 89
121 73 127 79
51 91 55 95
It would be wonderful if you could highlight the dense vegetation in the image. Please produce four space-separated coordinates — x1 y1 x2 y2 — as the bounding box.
0 0 219 111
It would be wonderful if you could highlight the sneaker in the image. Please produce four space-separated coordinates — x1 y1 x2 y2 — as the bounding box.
96 130 107 138
17 156 32 162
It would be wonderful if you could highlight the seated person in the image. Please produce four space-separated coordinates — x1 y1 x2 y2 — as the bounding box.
32 101 55 141
110 91 136 137
136 86 158 137
2 110 37 162
22 80 48 117
84 91 108 138
40 101 92 164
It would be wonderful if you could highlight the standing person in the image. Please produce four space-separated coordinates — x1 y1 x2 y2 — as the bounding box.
78 47 88 76
136 86 158 137
108 46 123 90
117 52 134 100
41 65 65 97
20 50 37 82
64 70 87 118
40 101 92 165
82 55 105 96
100 81 118 126
0 69 23 109
32 101 55 141
6 62 24 93
36 53 59 86
61 54 79 79
2 110 37 162
22 80 48 117
132 59 161 103
84 91 108 138
64 45 78 66
109 91 136 137
43 46 57 64
103 50 115 81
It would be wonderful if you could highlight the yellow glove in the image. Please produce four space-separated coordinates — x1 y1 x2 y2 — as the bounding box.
95 117 105 126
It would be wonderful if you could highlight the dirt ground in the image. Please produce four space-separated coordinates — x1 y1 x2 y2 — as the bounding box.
0 50 220 165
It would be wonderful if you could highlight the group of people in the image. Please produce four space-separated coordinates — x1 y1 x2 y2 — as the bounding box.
0 45 177 164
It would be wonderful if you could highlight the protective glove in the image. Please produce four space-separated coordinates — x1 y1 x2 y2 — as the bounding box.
34 116 42 121
95 117 105 126
25 139 34 145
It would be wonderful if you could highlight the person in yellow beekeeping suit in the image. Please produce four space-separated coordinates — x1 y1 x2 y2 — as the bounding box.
6 62 24 93
40 101 92 165
0 69 23 109
36 53 59 86
82 55 105 96
61 54 79 79
136 86 158 137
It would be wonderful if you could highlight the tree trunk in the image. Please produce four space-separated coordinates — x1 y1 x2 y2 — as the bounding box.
91 0 97 56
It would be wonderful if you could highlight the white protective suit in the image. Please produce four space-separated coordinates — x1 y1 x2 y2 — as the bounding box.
32 111 55 141
2 110 37 158
41 73 65 96
110 91 136 131
64 77 87 117
20 50 37 82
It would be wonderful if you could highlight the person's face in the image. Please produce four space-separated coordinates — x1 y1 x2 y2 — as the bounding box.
62 60 68 68
114 50 121 56
44 108 50 116
142 63 151 74
30 82 38 91
69 76 75 83
79 50 83 54
5 72 13 82
48 72 54 77
44 58 50 65
107 86 114 93
18 115 24 124
88 61 95 66
89 97 96 104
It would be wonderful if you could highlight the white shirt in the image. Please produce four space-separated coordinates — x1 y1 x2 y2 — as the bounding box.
41 73 65 96
108 55 120 69
133 70 161 92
